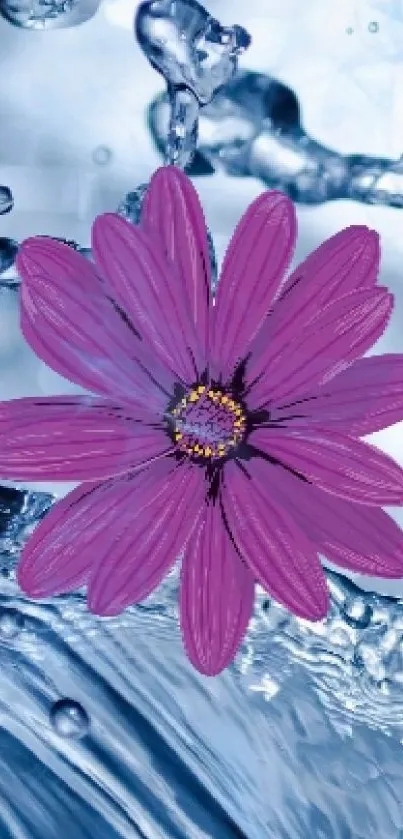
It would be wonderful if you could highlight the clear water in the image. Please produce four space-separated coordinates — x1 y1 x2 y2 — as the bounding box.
1 0 403 836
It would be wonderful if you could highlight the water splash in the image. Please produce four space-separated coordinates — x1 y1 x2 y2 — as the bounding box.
0 0 101 29
0 186 14 216
0 488 402 836
1 489 403 739
135 0 250 169
149 70 403 208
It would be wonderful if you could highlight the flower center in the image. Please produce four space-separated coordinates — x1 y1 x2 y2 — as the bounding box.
170 385 246 460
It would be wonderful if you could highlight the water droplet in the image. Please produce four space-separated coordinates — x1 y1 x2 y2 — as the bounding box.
92 145 112 165
117 183 148 224
0 237 18 274
0 186 14 215
136 1 250 106
0 0 86 29
50 698 89 739
342 596 372 629
207 228 217 290
368 21 379 33
0 608 24 639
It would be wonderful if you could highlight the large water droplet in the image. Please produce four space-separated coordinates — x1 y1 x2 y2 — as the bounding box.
0 608 24 639
50 698 90 739
0 186 14 215
135 0 250 106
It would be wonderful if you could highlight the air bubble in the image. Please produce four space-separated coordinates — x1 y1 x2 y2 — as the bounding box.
92 145 112 165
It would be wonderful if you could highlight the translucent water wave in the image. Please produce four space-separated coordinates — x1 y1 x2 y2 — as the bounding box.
0 489 402 837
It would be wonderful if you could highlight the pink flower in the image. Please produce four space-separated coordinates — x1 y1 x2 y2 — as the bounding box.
1 165 403 676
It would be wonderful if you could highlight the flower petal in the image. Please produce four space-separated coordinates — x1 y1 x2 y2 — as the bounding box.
180 500 254 676
17 476 137 598
87 461 206 616
221 460 329 620
17 238 173 417
211 190 296 382
253 460 403 579
271 354 403 436
17 459 185 599
250 427 403 505
247 288 392 409
141 166 211 364
246 226 380 392
92 213 202 383
0 396 171 481
278 224 379 312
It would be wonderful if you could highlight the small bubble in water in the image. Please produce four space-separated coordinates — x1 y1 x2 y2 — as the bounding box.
50 698 89 739
368 21 379 33
342 596 372 629
0 608 24 638
0 237 18 274
92 145 112 165
0 186 13 215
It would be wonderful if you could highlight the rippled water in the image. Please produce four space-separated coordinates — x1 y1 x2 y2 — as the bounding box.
0 489 402 837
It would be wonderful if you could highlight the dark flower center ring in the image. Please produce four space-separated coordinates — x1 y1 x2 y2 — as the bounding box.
169 385 247 460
